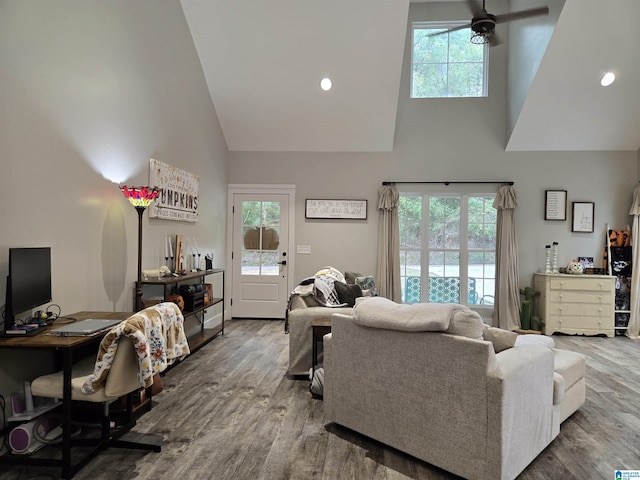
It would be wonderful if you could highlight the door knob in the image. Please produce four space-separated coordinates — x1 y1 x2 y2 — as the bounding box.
278 260 287 265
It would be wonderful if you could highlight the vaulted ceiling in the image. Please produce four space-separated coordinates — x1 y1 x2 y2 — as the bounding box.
180 0 640 153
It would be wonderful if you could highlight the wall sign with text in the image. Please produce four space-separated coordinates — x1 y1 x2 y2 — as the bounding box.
305 199 367 220
149 158 199 222
544 190 567 221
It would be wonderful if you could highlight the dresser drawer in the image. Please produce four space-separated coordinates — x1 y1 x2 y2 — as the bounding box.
548 277 613 292
548 314 611 331
548 290 612 304
547 302 613 317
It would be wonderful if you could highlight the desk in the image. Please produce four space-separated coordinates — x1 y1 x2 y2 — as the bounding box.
0 311 132 479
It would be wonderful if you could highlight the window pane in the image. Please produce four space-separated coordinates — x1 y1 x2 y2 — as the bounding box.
443 251 460 278
449 30 484 63
263 202 280 225
430 250 461 278
401 250 422 303
448 63 484 97
469 197 497 249
413 29 448 63
241 250 260 275
261 251 279 276
242 201 261 227
406 250 421 277
399 196 422 248
412 62 447 98
429 251 443 275
469 251 495 304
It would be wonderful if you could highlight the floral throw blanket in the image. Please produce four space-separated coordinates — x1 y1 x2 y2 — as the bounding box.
81 302 190 394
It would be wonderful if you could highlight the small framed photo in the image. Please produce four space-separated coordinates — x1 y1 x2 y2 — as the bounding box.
578 257 594 269
545 190 567 221
572 202 595 233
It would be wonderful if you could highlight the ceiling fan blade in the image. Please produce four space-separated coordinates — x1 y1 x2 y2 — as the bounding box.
426 23 473 37
494 6 549 24
465 0 484 18
488 32 501 47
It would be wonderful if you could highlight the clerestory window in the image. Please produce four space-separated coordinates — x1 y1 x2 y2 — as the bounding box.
411 22 488 98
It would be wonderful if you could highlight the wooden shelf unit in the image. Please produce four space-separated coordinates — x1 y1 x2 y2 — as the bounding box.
140 268 224 353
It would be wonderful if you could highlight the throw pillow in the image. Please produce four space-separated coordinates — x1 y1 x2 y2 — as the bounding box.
445 308 484 339
483 324 518 353
355 275 376 292
334 281 363 307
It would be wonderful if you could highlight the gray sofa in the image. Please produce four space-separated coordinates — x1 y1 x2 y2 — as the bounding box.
324 297 585 480
287 293 352 376
286 268 373 376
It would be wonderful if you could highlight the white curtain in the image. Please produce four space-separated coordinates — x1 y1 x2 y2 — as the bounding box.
627 185 640 338
493 185 521 331
376 185 402 302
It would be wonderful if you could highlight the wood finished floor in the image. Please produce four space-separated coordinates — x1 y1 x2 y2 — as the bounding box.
2 319 640 480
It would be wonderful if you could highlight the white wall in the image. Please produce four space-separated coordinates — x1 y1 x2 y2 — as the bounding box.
0 1 227 401
228 2 638 292
507 0 564 135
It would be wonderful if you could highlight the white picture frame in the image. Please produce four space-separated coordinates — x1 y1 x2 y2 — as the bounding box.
305 199 367 220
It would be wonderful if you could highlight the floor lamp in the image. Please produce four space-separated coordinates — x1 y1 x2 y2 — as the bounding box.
120 186 160 311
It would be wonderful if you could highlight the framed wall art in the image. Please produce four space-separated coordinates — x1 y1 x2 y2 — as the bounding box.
544 190 567 221
149 158 199 223
572 202 595 233
305 199 367 220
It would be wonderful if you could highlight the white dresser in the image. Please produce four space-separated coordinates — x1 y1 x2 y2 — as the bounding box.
533 273 615 337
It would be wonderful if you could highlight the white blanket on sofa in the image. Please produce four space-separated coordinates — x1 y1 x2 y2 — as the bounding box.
353 296 475 332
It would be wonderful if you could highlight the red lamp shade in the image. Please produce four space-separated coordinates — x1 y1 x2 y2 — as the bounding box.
120 186 160 208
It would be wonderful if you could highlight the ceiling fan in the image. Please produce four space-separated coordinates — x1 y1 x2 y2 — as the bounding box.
430 0 549 47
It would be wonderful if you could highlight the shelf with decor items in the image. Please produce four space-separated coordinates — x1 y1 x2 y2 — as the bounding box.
140 269 224 353
605 226 632 336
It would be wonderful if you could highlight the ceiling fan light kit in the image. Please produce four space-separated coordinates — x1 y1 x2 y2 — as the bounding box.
470 15 496 44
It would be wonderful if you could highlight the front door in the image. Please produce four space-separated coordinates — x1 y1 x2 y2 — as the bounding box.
231 193 290 318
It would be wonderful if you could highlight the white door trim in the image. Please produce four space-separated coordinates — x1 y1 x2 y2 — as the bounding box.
226 184 296 318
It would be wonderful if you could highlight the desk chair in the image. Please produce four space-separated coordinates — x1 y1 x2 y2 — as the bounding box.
31 334 162 453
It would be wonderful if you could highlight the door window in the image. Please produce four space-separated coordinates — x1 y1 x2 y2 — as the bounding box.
241 201 281 276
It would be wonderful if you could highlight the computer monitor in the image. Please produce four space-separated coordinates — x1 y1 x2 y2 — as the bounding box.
4 247 52 332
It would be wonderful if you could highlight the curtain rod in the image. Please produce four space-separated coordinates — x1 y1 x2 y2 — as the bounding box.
382 181 514 186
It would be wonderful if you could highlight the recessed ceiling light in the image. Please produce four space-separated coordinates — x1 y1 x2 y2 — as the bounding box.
320 77 332 91
601 72 615 87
